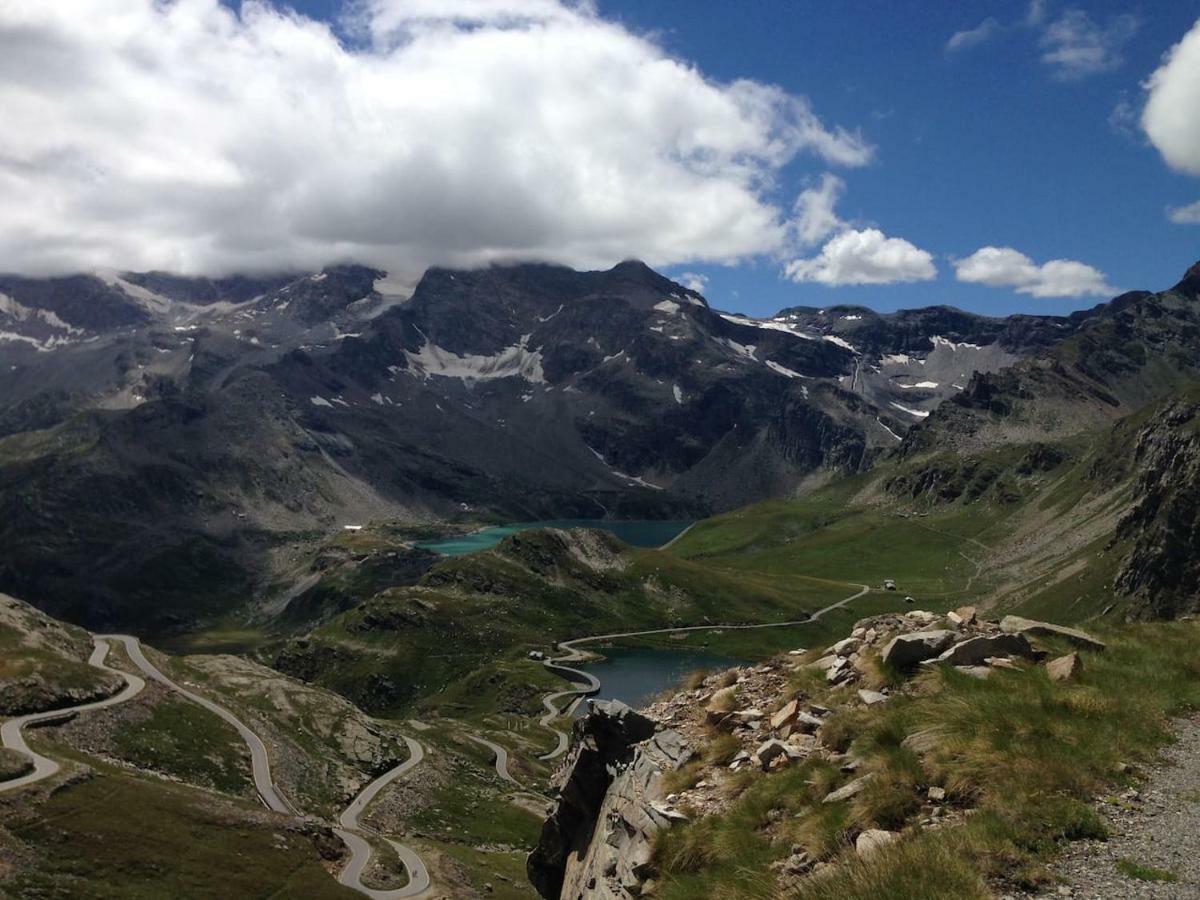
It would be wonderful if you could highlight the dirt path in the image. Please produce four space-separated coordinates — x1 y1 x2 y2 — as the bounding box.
1015 717 1200 899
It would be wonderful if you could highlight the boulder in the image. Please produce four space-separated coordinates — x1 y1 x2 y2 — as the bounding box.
855 829 899 858
831 637 860 657
1046 652 1084 682
755 738 804 769
794 711 824 733
904 611 939 626
822 772 876 804
947 605 977 626
936 633 1035 666
999 616 1107 652
770 699 800 730
927 786 946 802
806 654 839 670
826 658 852 684
857 689 888 705
881 630 957 667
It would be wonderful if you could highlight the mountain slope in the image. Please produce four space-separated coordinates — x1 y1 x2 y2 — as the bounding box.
0 259 1157 629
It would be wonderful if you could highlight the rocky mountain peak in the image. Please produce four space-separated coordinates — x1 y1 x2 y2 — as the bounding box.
1177 259 1200 297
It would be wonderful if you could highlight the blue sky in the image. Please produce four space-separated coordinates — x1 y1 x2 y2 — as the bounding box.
8 2 1199 318
269 1 1200 317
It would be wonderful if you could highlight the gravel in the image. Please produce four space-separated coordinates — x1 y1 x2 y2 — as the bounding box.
1014 717 1200 899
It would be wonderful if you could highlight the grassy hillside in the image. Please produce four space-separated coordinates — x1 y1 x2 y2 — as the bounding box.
274 528 855 716
653 620 1200 900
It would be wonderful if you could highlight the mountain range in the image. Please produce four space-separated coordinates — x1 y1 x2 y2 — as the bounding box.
2 258 1197 631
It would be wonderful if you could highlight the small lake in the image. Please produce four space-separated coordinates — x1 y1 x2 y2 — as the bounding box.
417 519 691 556
575 647 748 712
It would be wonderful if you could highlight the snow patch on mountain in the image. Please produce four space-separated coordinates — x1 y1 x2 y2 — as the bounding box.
404 336 546 383
765 359 806 379
931 335 983 351
890 401 930 418
719 337 758 361
822 335 857 353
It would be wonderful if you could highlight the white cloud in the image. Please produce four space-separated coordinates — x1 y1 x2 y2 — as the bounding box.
1168 200 1200 224
1025 0 1048 28
791 174 846 246
785 228 937 286
1142 19 1200 176
0 0 873 277
954 246 1116 298
676 271 709 293
946 18 1002 53
1039 10 1139 80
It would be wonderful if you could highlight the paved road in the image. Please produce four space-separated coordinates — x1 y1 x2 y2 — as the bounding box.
336 736 432 899
463 733 520 786
0 637 146 793
536 584 871 759
104 634 432 899
103 634 296 813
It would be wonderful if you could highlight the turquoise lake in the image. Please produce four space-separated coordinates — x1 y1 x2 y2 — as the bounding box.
417 519 691 556
575 647 747 712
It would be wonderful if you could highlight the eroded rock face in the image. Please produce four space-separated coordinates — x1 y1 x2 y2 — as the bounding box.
528 700 691 900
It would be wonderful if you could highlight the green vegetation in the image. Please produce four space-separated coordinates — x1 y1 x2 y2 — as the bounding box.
111 698 253 795
406 735 543 847
279 528 859 716
653 621 1200 899
3 769 356 899
1115 859 1178 883
0 603 117 713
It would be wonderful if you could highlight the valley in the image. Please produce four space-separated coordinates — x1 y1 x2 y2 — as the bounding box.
3 260 1200 899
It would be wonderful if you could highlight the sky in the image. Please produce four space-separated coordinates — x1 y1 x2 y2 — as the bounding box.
1 1 1199 318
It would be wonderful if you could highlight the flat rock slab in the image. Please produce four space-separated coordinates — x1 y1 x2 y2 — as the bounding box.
999 616 1107 652
937 633 1035 667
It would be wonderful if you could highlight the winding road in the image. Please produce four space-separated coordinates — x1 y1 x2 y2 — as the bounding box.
336 736 432 899
0 638 146 793
464 733 520 786
536 583 871 759
0 633 431 899
103 634 295 814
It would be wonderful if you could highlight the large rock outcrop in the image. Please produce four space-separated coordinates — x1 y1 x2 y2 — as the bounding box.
528 700 691 900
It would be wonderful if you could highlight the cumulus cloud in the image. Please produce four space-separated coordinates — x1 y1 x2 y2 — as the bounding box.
785 228 937 286
675 271 709 293
0 0 873 277
1142 18 1200 176
1168 200 1200 224
791 174 846 246
946 18 1003 53
954 246 1116 298
1039 9 1139 80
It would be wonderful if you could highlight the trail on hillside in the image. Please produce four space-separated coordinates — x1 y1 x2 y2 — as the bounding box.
1019 716 1200 899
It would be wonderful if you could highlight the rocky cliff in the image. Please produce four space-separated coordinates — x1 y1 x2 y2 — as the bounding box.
1113 398 1200 618
528 700 691 900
